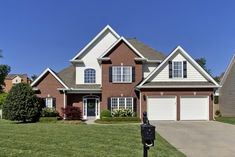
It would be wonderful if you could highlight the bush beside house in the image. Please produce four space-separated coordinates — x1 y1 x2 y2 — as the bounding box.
3 83 42 122
61 106 82 120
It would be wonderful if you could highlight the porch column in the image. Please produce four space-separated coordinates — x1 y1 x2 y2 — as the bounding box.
63 90 67 119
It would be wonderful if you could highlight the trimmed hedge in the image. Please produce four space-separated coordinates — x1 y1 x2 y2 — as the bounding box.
95 117 141 124
100 110 112 118
41 107 59 117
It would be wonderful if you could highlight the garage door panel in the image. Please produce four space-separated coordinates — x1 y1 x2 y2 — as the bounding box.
180 96 209 120
148 96 176 120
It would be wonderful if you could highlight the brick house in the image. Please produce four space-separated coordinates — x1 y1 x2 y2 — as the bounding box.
31 25 219 120
4 74 31 92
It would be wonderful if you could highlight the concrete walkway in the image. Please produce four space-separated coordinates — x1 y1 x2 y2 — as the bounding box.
151 121 235 157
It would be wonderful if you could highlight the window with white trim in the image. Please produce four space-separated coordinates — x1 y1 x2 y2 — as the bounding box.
173 61 183 78
111 97 133 111
45 97 53 108
84 68 96 83
112 66 132 83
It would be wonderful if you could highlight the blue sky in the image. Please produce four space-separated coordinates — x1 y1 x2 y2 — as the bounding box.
0 0 235 77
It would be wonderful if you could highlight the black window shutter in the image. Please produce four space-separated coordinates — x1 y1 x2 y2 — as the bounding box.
183 61 187 78
132 66 135 82
169 61 172 78
109 66 112 82
107 98 111 111
133 97 137 114
53 98 56 108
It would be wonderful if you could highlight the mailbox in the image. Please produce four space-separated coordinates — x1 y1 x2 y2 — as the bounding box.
141 123 156 147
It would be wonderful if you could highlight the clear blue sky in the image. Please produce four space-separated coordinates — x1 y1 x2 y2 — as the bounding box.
1 0 235 77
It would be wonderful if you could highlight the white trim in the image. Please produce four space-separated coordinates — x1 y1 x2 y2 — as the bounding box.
112 66 132 83
71 25 120 61
31 68 69 89
110 97 134 113
172 61 183 79
220 54 235 87
138 46 220 87
63 92 66 119
83 95 100 119
99 37 146 59
137 85 219 89
140 91 142 119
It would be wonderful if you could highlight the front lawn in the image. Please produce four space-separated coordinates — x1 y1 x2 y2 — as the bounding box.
0 120 185 157
215 117 235 125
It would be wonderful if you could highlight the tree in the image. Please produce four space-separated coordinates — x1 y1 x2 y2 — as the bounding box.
195 57 211 74
3 83 42 122
0 50 11 93
0 93 8 109
31 74 38 81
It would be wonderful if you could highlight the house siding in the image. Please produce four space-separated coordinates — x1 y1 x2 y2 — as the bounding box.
150 52 207 82
140 88 214 120
75 30 118 85
101 41 142 116
220 59 235 116
33 72 64 116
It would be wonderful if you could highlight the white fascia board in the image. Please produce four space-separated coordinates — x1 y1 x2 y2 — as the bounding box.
146 59 162 63
220 54 235 87
138 46 220 87
136 85 220 89
71 25 120 61
31 68 69 89
99 37 146 59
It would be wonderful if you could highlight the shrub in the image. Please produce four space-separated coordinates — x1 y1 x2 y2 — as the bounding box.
214 96 219 104
95 117 141 124
41 107 59 117
112 109 134 117
100 110 111 118
3 83 42 122
61 106 81 120
215 110 221 117
0 92 8 109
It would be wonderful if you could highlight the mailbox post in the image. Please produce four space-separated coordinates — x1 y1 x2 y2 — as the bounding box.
141 112 156 157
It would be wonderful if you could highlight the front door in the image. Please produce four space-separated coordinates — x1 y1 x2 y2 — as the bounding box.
87 99 96 116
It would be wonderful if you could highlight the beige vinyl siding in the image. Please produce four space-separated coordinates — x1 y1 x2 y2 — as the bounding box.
150 53 207 82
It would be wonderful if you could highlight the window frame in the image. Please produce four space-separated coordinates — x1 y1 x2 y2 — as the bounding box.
84 68 96 84
172 61 183 78
112 66 132 83
110 97 133 112
45 97 53 108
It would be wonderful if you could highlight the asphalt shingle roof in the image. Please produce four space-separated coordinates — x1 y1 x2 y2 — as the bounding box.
6 74 28 80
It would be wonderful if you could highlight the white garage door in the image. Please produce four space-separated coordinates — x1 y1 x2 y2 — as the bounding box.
180 96 209 120
147 96 176 120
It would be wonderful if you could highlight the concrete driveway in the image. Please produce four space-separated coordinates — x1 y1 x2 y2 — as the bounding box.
151 121 235 157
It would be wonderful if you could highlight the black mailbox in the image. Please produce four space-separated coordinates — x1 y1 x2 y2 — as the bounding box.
141 123 156 146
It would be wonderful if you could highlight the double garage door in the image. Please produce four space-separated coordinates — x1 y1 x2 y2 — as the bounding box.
147 96 209 120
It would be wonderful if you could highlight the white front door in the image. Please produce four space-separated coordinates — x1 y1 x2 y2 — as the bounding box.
147 96 176 120
180 96 209 120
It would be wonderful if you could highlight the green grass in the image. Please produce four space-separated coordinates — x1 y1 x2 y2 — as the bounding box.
0 120 185 157
215 117 235 125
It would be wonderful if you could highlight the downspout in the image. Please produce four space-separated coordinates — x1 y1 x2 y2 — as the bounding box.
63 90 67 120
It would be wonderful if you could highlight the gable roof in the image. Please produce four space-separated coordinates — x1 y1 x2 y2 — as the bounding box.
99 37 146 59
31 68 68 89
127 38 165 60
70 25 120 61
6 74 28 80
220 54 235 87
138 46 220 88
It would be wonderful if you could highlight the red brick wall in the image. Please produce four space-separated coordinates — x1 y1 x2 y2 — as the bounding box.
3 79 13 92
140 88 214 120
101 41 143 116
33 72 64 115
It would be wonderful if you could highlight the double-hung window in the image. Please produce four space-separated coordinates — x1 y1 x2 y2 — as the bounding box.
111 97 133 112
112 66 132 83
173 61 183 78
45 97 53 108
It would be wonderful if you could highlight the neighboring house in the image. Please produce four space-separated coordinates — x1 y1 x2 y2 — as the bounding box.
219 54 235 117
4 74 32 92
31 25 219 120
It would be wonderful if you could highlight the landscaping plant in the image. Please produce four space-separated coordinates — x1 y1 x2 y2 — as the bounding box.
41 107 59 117
3 83 42 122
61 106 81 120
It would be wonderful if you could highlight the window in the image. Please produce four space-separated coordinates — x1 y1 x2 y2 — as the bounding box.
84 68 96 83
45 97 53 108
111 97 133 112
173 61 183 78
112 66 132 83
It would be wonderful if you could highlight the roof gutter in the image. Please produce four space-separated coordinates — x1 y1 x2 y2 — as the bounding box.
136 85 220 89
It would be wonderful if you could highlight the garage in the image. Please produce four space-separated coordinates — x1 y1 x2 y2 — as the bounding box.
180 96 209 120
147 96 176 120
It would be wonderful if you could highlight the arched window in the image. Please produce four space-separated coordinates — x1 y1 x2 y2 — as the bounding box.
84 68 96 83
